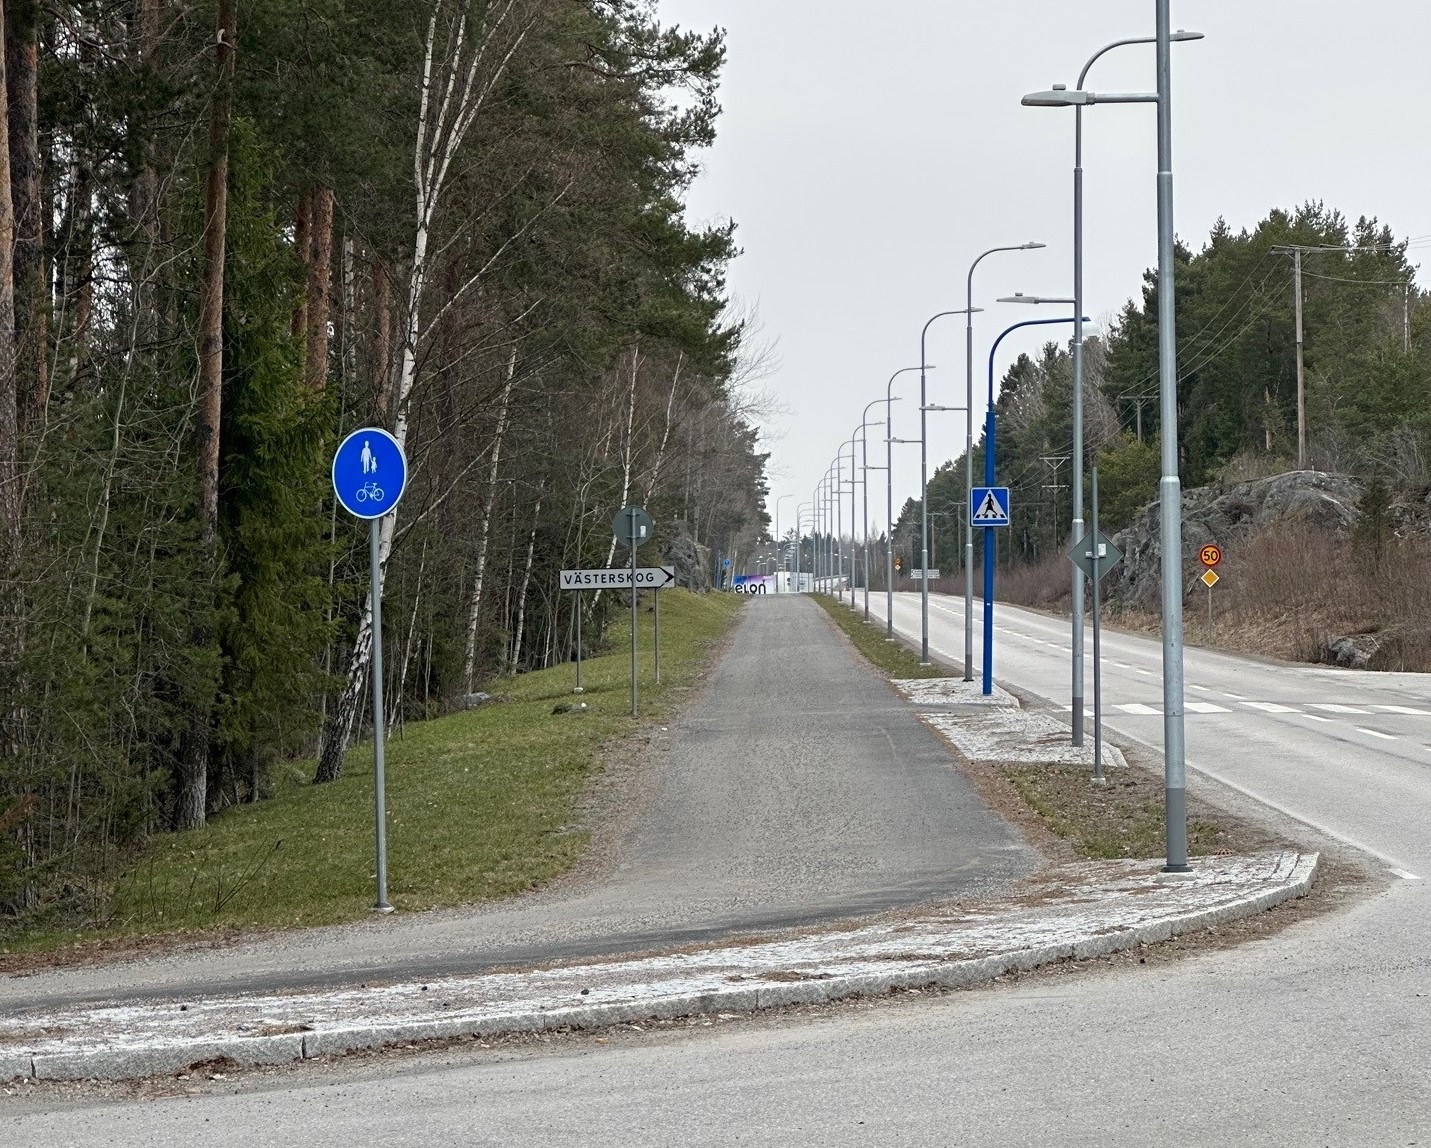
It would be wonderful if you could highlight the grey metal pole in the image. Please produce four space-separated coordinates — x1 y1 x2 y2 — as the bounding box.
886 385 895 636
574 592 583 694
369 519 392 912
629 507 639 718
654 588 660 685
1155 1 1189 872
965 246 1041 681
847 435 858 609
919 349 930 664
1071 105 1087 747
862 425 871 621
1091 464 1105 785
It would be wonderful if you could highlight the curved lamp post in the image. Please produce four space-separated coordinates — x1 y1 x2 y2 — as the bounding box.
964 244 1044 680
773 494 793 593
982 312 1085 697
1022 4 1191 874
882 368 921 637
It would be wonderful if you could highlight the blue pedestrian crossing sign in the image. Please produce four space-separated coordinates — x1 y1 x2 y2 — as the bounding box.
332 427 408 520
971 486 1011 528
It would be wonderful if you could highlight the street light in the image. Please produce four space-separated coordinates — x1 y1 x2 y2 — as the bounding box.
883 368 921 638
795 503 813 592
965 243 1044 682
1022 29 1204 747
983 312 1085 697
919 311 982 665
1020 5 1190 874
774 495 793 593
855 402 891 622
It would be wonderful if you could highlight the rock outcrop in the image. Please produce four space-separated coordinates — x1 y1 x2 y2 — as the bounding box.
1106 470 1361 609
661 519 711 592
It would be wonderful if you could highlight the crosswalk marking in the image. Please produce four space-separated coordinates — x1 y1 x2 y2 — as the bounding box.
1117 703 1162 715
1374 705 1431 716
1309 704 1371 714
1357 727 1397 741
1186 701 1231 713
1244 702 1299 713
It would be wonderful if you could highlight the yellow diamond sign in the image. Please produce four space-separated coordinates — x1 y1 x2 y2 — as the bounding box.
1199 568 1220 588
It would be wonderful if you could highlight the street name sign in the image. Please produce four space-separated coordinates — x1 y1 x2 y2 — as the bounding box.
971 486 1011 527
561 567 676 591
1068 531 1123 583
612 505 655 549
332 427 407 519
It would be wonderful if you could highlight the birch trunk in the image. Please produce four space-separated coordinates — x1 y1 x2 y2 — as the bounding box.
460 343 515 693
304 185 333 391
6 0 41 427
592 347 639 608
0 0 18 586
316 0 530 782
510 489 542 670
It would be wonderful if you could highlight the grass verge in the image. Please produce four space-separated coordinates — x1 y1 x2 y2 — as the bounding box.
813 593 941 679
816 593 1274 863
2 589 742 959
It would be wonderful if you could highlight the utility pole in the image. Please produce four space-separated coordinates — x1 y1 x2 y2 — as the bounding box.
1274 240 1396 468
1039 454 1070 547
1118 393 1149 441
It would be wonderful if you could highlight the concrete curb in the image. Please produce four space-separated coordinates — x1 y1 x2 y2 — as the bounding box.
1 855 1316 1082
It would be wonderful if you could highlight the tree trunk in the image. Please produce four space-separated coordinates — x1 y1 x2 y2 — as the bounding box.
460 343 516 693
130 0 162 352
179 0 237 832
371 257 392 421
291 188 310 341
511 489 541 669
0 0 19 586
6 0 40 428
304 185 333 391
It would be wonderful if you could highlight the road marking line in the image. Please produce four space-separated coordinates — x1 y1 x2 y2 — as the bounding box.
1389 868 1422 880
1116 703 1162 715
1243 702 1300 713
1186 702 1231 713
1374 705 1431 716
1134 668 1156 676
1114 662 1132 669
1303 714 1334 722
1356 727 1397 740
1190 684 1214 693
1222 692 1248 700
1309 704 1371 714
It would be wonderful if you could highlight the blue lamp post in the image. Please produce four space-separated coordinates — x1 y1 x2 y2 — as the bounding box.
981 313 1087 695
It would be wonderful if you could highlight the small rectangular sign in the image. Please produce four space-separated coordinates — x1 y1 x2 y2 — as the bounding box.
909 569 941 580
560 567 676 591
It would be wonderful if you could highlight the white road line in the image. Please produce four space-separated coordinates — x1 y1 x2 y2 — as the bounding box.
1186 702 1231 713
1113 662 1132 669
1134 668 1156 676
1309 704 1372 714
1356 728 1397 741
1375 705 1431 716
1116 703 1162 715
1243 702 1300 714
1303 714 1334 722
1389 868 1422 881
1222 692 1248 700
1190 684 1214 693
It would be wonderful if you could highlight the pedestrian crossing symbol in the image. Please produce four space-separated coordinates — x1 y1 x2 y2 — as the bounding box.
970 486 1011 528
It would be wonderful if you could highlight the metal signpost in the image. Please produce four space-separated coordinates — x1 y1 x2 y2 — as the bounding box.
1068 467 1122 786
560 566 676 694
613 506 655 717
1199 544 1222 629
971 485 1011 695
331 427 409 913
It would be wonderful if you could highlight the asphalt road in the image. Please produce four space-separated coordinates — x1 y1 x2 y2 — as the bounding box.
9 593 1430 1145
0 594 1030 1012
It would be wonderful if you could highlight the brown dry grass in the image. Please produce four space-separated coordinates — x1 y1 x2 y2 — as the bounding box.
1124 523 1431 671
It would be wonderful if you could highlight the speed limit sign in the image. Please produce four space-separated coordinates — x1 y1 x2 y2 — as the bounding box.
1199 544 1222 568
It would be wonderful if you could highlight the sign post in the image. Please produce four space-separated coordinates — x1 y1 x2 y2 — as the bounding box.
612 506 655 717
1066 475 1123 785
331 427 408 913
574 597 584 694
1199 544 1222 631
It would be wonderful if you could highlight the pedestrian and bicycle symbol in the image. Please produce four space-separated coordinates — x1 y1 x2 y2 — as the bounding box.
332 427 407 519
971 486 1011 527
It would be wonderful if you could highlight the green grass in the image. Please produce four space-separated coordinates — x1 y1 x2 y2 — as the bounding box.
5 589 742 954
812 593 943 679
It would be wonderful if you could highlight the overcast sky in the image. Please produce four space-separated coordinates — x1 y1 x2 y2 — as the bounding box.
655 0 1431 541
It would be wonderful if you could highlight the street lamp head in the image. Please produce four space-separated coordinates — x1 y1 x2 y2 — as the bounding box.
1022 242 1047 250
1021 88 1090 107
997 293 1078 305
1171 29 1205 41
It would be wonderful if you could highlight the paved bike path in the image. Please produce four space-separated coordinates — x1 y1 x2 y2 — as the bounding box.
3 595 1032 1013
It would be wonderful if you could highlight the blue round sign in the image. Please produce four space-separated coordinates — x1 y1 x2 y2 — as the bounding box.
332 427 407 519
